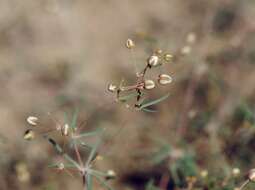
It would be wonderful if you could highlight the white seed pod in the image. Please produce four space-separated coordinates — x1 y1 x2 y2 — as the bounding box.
147 55 160 67
232 168 240 177
158 74 172 85
26 116 38 126
126 39 135 49
200 170 208 178
62 124 69 136
108 84 117 92
58 163 65 170
248 169 255 182
164 53 173 62
144 80 155 90
181 45 191 55
105 170 116 180
23 129 35 141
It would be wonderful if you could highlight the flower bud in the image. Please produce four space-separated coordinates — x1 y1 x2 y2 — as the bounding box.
108 84 117 92
164 53 173 62
147 55 159 67
248 169 255 182
105 170 116 180
23 129 35 141
26 116 38 126
158 74 172 85
144 80 155 90
126 39 135 49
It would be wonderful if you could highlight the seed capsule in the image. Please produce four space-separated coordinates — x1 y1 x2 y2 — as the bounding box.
200 170 208 178
58 163 65 170
158 74 172 85
108 84 117 92
248 169 255 182
232 168 240 177
23 129 35 141
144 80 155 90
147 55 160 67
126 39 135 49
164 53 173 62
105 170 116 180
26 116 38 126
62 124 69 136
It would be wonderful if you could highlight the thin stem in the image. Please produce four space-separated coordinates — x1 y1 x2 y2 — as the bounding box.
130 49 139 76
239 180 250 190
74 141 84 168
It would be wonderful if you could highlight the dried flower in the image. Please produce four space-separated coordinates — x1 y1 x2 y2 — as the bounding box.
26 116 38 126
105 170 116 180
158 74 172 85
23 129 35 141
248 169 255 182
144 80 155 90
147 55 160 67
164 53 173 62
108 84 117 92
126 39 135 49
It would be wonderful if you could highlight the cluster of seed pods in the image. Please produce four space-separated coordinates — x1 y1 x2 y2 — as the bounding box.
108 39 173 109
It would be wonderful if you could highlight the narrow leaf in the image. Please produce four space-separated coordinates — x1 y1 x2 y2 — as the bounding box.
93 175 115 190
86 173 93 190
140 93 170 109
71 108 79 130
74 128 104 139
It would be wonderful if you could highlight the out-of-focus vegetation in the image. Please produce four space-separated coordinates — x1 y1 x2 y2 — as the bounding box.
0 0 255 190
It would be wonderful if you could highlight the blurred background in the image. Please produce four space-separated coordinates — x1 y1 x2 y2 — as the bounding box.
0 0 255 189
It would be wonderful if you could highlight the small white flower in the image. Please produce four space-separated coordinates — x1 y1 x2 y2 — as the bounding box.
26 116 38 126
147 55 160 67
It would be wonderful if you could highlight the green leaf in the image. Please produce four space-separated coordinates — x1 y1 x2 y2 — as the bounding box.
74 128 104 139
70 108 79 130
145 180 161 190
85 140 101 167
93 175 114 190
142 108 158 113
151 144 171 164
86 173 93 190
140 93 170 109
118 92 139 102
